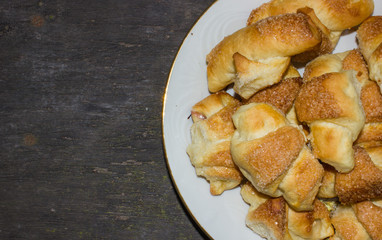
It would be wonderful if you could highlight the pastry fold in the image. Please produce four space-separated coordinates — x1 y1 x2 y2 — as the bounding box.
295 53 365 173
231 103 323 210
241 182 333 240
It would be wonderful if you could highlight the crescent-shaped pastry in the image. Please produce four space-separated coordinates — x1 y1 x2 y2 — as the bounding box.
231 103 324 210
247 0 374 62
207 12 321 96
357 16 382 90
295 53 365 173
186 92 243 195
241 182 333 240
335 146 382 204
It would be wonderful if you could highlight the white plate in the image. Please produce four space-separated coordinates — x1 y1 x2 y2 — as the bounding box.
162 1 381 239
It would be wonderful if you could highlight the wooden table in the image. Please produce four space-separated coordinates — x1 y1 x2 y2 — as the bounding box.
0 0 214 239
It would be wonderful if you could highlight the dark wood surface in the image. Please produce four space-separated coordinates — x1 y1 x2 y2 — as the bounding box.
0 1 214 239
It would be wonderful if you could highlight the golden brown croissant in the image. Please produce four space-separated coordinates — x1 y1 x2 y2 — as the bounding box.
247 0 374 31
186 92 243 195
247 0 374 62
357 16 382 89
231 103 324 211
337 49 382 147
330 205 372 240
206 12 321 97
295 53 365 173
241 182 333 240
355 80 382 146
353 201 382 240
335 146 382 204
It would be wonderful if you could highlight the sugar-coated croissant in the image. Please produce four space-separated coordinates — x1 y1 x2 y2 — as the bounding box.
240 182 334 240
330 205 372 239
247 0 374 62
231 103 324 211
342 48 382 147
357 16 382 90
331 201 382 240
335 146 382 204
353 201 382 240
295 53 365 173
186 92 243 195
247 0 374 31
206 12 321 97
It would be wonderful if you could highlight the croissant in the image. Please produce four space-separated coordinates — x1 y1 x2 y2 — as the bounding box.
357 16 382 90
206 12 321 97
231 103 324 211
247 0 373 62
336 48 382 148
241 182 334 240
340 47 382 147
186 92 243 195
335 146 382 205
295 53 365 173
330 204 372 239
331 201 382 240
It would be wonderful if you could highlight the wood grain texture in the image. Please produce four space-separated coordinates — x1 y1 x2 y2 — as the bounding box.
0 0 214 239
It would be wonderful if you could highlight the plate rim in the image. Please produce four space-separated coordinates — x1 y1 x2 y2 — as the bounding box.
161 1 218 239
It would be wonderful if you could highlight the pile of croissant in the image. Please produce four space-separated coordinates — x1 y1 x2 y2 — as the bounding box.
186 0 382 239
